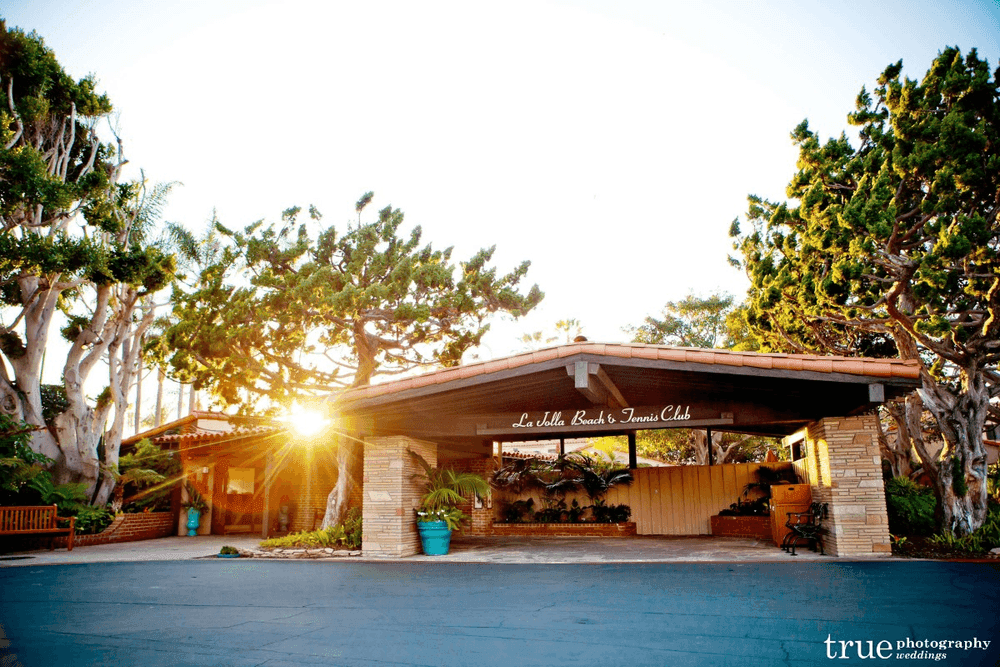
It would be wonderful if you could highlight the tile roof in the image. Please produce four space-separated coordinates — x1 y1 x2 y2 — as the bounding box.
339 341 921 403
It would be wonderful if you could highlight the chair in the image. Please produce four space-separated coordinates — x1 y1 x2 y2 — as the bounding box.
781 502 827 556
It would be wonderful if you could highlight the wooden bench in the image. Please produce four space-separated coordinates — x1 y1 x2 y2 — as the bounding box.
0 505 75 551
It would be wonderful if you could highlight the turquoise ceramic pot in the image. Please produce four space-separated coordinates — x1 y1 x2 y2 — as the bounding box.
186 507 201 536
417 520 451 555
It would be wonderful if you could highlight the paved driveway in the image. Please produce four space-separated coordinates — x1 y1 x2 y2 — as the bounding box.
2 560 998 666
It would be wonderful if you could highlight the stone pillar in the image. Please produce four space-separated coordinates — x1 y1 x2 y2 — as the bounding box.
802 414 891 557
362 436 437 557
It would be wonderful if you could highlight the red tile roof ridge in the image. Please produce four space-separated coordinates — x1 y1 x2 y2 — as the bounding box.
339 341 921 401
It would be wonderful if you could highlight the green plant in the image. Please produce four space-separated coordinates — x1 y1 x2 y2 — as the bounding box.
71 506 115 535
500 498 535 523
930 504 1000 555
884 477 936 536
181 482 208 513
409 450 490 511
591 499 632 523
219 545 239 555
119 439 181 513
259 508 362 549
534 498 568 523
409 450 489 533
415 506 468 531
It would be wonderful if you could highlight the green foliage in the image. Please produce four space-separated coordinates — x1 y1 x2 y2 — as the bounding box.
731 47 999 367
260 508 362 549
161 196 542 409
626 292 741 349
39 384 69 425
500 498 535 523
884 477 937 536
950 455 969 497
590 499 632 523
409 450 491 513
929 503 1000 555
492 454 634 523
181 482 208 513
415 506 468 531
0 21 176 500
70 505 115 535
0 415 50 502
729 47 999 534
219 545 239 555
118 439 180 513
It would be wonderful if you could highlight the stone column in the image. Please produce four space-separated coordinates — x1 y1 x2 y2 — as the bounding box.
802 414 891 557
362 436 438 557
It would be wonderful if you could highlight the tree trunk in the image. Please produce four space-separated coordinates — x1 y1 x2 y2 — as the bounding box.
880 400 914 479
155 368 164 427
320 436 360 529
915 367 990 537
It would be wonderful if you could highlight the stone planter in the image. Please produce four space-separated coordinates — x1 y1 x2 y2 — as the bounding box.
709 515 771 538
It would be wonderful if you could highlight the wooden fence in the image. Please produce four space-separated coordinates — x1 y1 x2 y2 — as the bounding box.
604 462 792 535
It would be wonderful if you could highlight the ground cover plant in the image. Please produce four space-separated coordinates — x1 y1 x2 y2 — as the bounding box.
889 466 1000 558
259 508 362 550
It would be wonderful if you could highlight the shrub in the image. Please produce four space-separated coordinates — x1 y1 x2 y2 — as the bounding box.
591 499 632 523
260 508 362 550
884 477 936 536
929 503 1000 555
500 499 535 523
72 506 115 535
219 545 239 555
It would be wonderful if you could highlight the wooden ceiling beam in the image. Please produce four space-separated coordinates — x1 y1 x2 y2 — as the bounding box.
566 362 628 408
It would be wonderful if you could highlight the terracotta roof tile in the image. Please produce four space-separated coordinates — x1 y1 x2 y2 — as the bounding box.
338 341 921 402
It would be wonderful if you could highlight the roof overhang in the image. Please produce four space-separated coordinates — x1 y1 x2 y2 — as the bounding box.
333 343 920 453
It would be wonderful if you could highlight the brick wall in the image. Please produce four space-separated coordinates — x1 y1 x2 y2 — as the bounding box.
51 512 176 549
446 456 496 537
362 436 437 557
803 415 891 557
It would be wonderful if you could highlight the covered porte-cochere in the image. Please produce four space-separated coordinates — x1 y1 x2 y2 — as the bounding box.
336 342 920 558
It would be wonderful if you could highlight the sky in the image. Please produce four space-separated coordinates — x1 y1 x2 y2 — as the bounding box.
5 0 1000 385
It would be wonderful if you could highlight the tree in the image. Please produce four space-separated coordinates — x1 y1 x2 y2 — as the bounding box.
0 23 174 503
625 292 757 351
623 292 775 463
164 195 542 404
730 47 999 536
520 318 584 349
162 193 542 525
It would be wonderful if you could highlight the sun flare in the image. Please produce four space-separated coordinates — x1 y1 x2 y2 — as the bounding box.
281 403 330 437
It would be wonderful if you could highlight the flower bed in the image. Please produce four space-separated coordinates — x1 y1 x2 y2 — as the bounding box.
491 521 637 537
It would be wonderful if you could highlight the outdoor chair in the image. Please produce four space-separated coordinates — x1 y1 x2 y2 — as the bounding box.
781 502 828 556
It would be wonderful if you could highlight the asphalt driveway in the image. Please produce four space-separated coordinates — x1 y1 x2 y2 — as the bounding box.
1 560 997 666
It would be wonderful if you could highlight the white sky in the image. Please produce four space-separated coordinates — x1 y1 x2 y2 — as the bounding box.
6 0 1000 369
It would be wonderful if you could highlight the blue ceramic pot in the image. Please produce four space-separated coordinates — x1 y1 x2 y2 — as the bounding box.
186 507 201 536
417 520 451 555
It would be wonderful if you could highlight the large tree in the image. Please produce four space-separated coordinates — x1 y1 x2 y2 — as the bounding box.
162 193 542 525
0 23 174 503
730 47 999 536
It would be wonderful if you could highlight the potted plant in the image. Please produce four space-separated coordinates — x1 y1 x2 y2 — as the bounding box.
218 545 240 558
182 482 208 536
409 450 490 555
